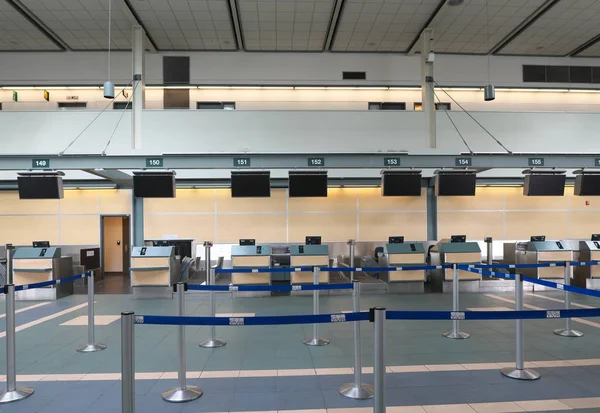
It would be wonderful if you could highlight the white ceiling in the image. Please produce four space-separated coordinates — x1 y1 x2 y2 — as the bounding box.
1 0 600 56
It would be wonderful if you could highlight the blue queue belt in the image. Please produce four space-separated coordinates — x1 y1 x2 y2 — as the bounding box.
13 272 90 292
187 283 354 292
215 265 452 274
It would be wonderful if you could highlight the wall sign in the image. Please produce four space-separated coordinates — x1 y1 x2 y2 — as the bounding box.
308 157 325 167
233 157 250 167
383 157 401 167
528 157 545 167
455 157 472 167
32 158 50 168
145 157 164 168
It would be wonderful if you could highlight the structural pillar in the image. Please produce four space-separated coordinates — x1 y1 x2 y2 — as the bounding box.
132 193 144 247
421 28 436 149
426 182 437 241
132 25 145 150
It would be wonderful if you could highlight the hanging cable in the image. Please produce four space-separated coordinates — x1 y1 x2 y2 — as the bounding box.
102 82 138 155
428 83 473 154
108 0 111 83
486 0 491 83
432 80 512 154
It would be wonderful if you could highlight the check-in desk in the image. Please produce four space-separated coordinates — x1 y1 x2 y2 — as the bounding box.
440 241 481 293
231 245 271 285
517 240 571 283
574 240 600 288
13 247 74 300
289 245 329 284
130 246 179 299
380 242 426 293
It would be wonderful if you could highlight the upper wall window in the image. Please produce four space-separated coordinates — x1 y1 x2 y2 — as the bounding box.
414 102 451 111
58 102 87 110
113 102 132 110
368 102 406 110
524 64 600 84
197 101 236 110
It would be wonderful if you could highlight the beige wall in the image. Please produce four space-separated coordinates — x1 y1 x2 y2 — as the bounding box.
144 187 428 242
0 189 131 245
438 187 600 240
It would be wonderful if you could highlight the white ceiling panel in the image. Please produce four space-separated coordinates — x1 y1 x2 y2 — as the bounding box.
239 0 335 51
0 0 61 50
499 0 600 56
418 0 547 54
20 0 132 50
332 0 440 52
577 40 600 57
130 0 236 50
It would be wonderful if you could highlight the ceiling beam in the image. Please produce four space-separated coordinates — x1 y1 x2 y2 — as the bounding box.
568 33 600 57
6 0 69 50
83 169 133 188
490 0 560 55
407 0 446 55
324 0 345 51
122 0 157 52
227 0 244 50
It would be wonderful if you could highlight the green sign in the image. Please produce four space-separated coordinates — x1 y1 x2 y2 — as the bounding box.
308 157 325 167
233 157 250 167
32 158 50 168
383 157 401 167
528 157 544 167
12 91 17 102
145 157 163 168
455 157 472 167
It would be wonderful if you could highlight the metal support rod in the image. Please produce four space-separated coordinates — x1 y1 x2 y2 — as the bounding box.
5 245 13 285
121 312 135 413
422 27 436 148
163 283 203 403
554 262 583 337
77 271 107 353
501 273 540 380
486 237 493 265
339 281 373 399
373 307 386 413
348 239 356 282
200 241 225 348
443 264 469 339
0 284 34 404
303 267 329 346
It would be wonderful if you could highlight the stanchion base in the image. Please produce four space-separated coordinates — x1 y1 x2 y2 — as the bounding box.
500 367 541 381
442 331 470 340
303 338 330 346
76 343 107 353
162 386 203 403
553 328 584 338
0 387 34 404
199 339 226 348
338 383 374 399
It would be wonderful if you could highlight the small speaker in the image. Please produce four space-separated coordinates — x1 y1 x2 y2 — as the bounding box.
524 174 565 196
575 174 600 196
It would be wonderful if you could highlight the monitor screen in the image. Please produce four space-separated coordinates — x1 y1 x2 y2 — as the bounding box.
240 239 256 246
450 235 466 243
133 174 175 198
435 174 476 196
306 236 322 245
289 172 327 197
575 174 600 196
389 236 405 244
231 172 271 198
18 176 64 199
381 172 422 196
523 174 565 196
592 234 600 241
530 235 546 242
32 241 50 248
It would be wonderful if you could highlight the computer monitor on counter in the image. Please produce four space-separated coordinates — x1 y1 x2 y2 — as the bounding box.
239 239 256 246
305 236 321 245
530 235 546 242
450 235 466 243
389 236 405 244
32 241 50 248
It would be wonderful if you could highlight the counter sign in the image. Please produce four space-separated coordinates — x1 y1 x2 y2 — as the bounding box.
384 157 401 167
234 157 250 167
308 157 324 167
145 158 163 168
455 157 472 167
32 158 50 168
528 157 544 167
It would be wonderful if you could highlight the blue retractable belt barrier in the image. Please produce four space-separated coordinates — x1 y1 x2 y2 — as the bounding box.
215 265 451 275
14 272 90 292
569 261 600 267
187 283 354 292
386 308 600 321
468 262 564 269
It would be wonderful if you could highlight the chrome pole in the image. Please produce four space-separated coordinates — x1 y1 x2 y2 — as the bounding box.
163 283 203 403
554 262 583 337
501 273 540 380
303 267 329 346
0 283 34 403
77 271 107 352
121 312 135 413
339 281 373 399
348 239 356 282
443 264 469 339
200 241 225 348
373 307 386 413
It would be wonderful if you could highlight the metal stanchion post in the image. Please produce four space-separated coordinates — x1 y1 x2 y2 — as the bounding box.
0 284 34 404
501 273 540 381
554 262 583 337
121 312 135 413
200 241 226 348
163 283 203 402
303 267 329 346
339 281 373 399
348 239 356 282
77 270 107 352
372 307 386 413
443 264 469 339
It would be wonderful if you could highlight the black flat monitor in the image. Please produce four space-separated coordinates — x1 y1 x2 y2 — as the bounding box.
530 235 546 242
523 174 565 196
306 236 321 245
18 176 64 199
289 172 328 198
32 241 50 248
133 173 175 198
592 234 600 241
231 172 271 198
381 172 422 196
450 235 466 243
240 239 256 246
435 173 476 196
389 236 405 244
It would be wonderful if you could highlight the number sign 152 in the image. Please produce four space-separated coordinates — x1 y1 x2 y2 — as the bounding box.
308 157 324 167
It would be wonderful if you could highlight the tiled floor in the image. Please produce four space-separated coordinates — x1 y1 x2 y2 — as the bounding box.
1 290 600 412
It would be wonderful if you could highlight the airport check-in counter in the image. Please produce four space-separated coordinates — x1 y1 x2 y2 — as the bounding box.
130 246 179 299
574 240 600 288
381 242 426 293
439 241 482 282
289 245 329 284
13 247 73 300
516 241 572 280
231 245 272 285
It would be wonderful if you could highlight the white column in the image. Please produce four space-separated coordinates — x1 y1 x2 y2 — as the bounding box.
132 25 145 150
421 28 435 149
